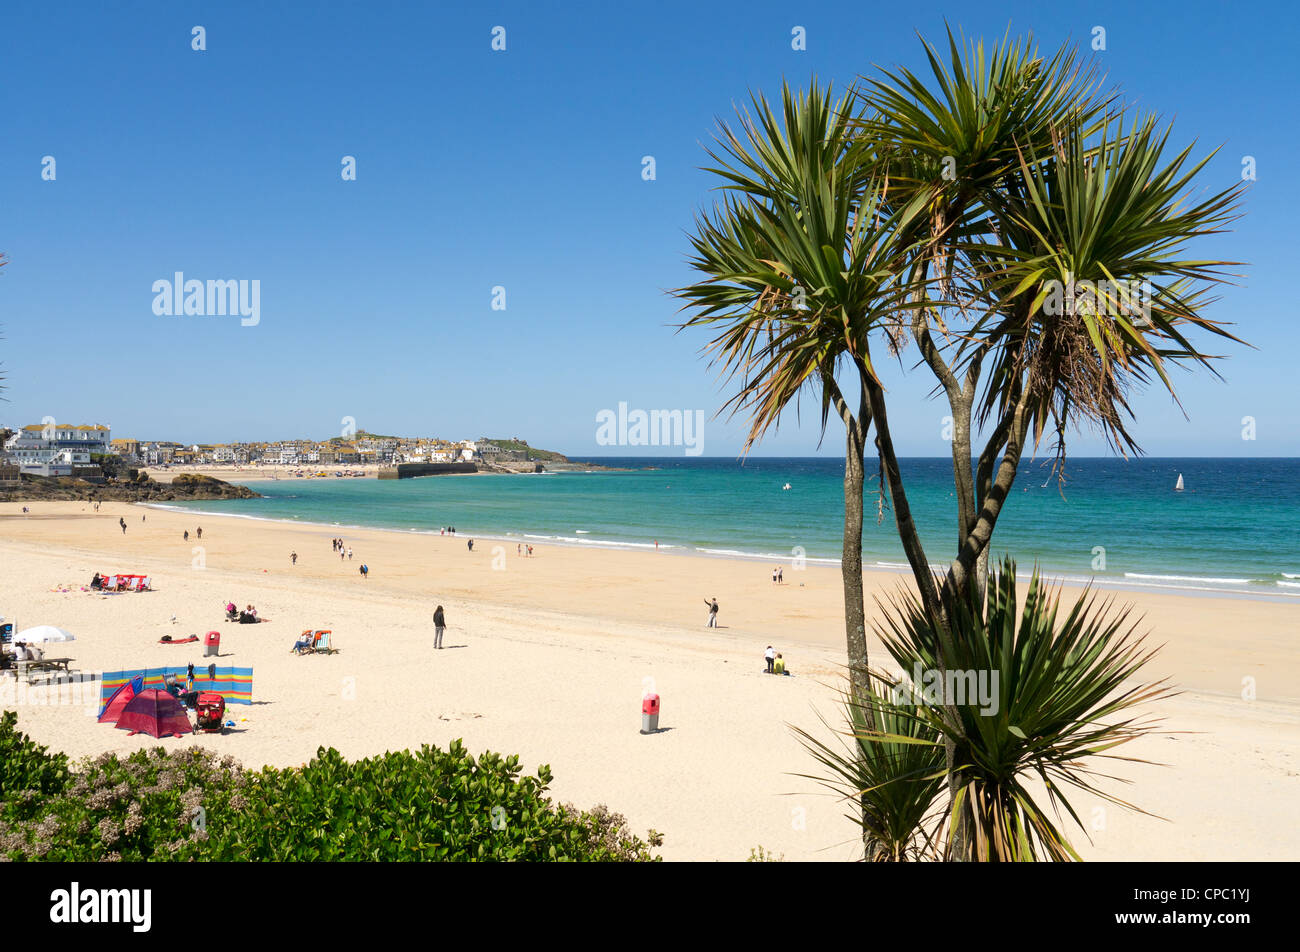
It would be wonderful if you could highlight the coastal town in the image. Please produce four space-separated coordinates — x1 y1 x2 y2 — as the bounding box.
0 423 557 481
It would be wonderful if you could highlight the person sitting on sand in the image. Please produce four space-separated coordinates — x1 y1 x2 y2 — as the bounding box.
90 572 103 591
774 653 788 676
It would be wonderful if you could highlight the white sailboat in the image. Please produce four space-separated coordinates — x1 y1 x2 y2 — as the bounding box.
1175 473 1185 492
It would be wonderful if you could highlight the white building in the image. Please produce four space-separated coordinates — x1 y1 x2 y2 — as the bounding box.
4 423 111 475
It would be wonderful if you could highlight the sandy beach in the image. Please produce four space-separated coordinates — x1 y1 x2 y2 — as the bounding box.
1 500 1296 861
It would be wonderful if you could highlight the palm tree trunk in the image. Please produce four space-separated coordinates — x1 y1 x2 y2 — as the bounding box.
841 420 871 708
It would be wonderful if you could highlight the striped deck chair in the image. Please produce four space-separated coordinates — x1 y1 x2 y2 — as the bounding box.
310 630 336 655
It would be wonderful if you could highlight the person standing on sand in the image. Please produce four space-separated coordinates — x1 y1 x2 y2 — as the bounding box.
433 605 446 649
291 551 298 565
765 645 776 673
467 538 474 552
184 530 189 542
359 564 368 579
705 597 719 628
120 518 127 534
347 547 353 561
197 527 202 539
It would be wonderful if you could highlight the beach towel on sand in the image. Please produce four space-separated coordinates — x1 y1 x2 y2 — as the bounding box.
159 635 200 645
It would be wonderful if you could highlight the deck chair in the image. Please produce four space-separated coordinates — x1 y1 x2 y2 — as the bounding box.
310 630 337 655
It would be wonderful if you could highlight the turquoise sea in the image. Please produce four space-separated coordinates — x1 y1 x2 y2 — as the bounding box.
160 457 1300 600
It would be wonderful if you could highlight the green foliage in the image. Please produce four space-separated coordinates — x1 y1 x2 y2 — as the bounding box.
91 453 123 479
793 678 946 861
867 558 1171 861
747 845 784 862
0 712 71 823
486 439 566 461
0 737 661 862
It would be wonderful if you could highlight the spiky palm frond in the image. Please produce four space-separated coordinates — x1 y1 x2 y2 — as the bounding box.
793 674 947 861
676 80 928 448
964 112 1246 453
869 558 1174 861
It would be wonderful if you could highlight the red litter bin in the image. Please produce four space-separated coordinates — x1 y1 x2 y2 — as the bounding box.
640 694 660 734
204 630 221 658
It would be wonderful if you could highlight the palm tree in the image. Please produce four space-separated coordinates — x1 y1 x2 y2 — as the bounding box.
854 30 1244 622
868 559 1174 861
681 32 1245 862
677 81 926 707
854 35 1244 857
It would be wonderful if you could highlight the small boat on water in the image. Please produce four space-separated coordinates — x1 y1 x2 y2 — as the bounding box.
1175 473 1185 492
782 483 792 491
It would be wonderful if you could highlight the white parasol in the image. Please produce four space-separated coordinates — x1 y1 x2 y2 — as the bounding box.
15 625 77 644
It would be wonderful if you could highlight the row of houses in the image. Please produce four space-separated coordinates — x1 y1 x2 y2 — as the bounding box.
2 424 524 474
119 438 507 466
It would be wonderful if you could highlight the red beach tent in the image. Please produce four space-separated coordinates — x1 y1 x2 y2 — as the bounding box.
114 689 193 738
97 675 144 723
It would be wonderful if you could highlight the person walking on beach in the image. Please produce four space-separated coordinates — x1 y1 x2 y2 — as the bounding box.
433 605 446 649
184 530 189 542
196 526 202 539
467 538 474 552
765 645 776 673
359 564 369 579
340 547 345 562
777 566 783 584
772 567 779 584
705 597 719 628
347 547 353 561
291 550 298 566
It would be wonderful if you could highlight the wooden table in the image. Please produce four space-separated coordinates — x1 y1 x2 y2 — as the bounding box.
16 658 74 681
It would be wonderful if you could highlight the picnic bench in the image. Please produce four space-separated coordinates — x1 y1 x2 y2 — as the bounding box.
15 658 75 682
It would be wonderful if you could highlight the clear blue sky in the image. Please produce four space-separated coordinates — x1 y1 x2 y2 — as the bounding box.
2 0 1296 457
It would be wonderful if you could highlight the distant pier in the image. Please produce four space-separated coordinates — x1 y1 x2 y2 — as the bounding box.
377 462 478 479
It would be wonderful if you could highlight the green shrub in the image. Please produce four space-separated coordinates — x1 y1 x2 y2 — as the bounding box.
0 711 70 823
0 738 661 862
200 742 660 861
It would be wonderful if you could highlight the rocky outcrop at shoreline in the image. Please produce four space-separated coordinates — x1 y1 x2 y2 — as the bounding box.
0 472 261 502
